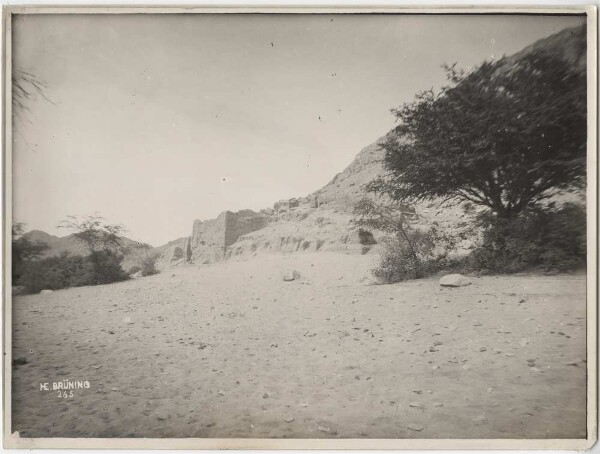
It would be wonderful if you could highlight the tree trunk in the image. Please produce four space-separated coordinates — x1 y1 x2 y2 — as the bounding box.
397 219 421 278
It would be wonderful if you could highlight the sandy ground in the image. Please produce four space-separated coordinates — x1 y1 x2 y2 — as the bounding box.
11 252 587 439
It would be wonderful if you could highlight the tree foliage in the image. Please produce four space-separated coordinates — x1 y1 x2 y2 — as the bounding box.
59 215 127 255
12 69 52 122
370 50 586 219
58 215 128 286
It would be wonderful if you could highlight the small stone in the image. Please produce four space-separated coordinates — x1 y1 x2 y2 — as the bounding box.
432 402 443 407
284 416 295 423
408 424 424 432
439 274 472 287
409 402 423 408
317 425 331 433
40 289 53 294
480 347 487 352
283 270 300 282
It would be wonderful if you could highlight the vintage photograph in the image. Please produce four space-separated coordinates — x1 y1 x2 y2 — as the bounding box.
4 8 596 448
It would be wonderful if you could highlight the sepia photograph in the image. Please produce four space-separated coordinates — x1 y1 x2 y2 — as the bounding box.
3 7 597 449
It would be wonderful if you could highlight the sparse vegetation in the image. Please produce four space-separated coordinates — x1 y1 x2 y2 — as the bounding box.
57 215 129 286
463 202 586 274
15 215 131 293
354 198 455 283
140 252 160 277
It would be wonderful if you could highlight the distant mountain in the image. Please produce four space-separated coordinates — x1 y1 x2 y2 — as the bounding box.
22 230 154 272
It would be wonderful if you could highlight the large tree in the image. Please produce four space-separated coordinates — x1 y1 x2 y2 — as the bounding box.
369 49 586 219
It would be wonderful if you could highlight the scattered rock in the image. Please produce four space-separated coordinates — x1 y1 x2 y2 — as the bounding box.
473 414 488 424
283 270 300 282
439 274 472 287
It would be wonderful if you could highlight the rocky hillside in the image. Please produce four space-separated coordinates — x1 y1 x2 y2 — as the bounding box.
155 23 586 268
509 24 586 71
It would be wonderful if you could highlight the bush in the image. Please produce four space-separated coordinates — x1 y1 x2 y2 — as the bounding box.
140 253 159 277
372 227 454 284
18 250 128 294
128 265 142 275
466 203 586 273
90 250 129 284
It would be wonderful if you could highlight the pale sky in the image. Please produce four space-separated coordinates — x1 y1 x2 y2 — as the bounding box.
12 13 585 246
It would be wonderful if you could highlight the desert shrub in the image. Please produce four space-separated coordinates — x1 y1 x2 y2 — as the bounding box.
18 250 128 294
128 265 142 275
372 227 454 284
140 253 160 277
18 253 93 293
90 250 129 284
466 203 586 273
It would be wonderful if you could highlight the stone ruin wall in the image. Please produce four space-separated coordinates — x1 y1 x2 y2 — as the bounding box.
188 210 269 264
158 193 367 268
223 210 269 249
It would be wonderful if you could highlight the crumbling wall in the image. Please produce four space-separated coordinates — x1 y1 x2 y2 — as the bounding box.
188 210 269 264
223 210 269 248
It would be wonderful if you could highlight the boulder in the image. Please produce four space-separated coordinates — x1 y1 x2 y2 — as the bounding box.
283 270 300 282
439 274 472 287
40 289 54 294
